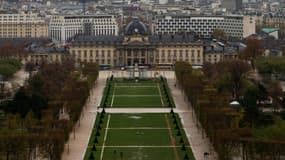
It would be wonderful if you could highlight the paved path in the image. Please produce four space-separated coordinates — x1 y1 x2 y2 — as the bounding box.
92 108 190 114
9 68 29 88
167 78 218 160
61 73 106 160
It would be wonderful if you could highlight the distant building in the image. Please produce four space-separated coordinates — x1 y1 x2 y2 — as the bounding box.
221 0 242 12
0 14 48 38
243 16 256 38
22 51 70 65
49 15 119 44
154 15 255 39
204 41 245 63
69 19 204 67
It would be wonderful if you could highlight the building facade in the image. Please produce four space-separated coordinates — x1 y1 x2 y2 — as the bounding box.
221 0 242 12
204 41 241 64
0 14 48 38
243 16 256 37
153 15 255 39
21 52 70 65
69 19 204 67
49 15 119 44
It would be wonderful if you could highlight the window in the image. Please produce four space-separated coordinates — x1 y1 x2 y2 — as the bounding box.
162 52 165 57
173 50 177 57
191 50 194 57
107 50 111 57
179 50 183 57
84 50 87 58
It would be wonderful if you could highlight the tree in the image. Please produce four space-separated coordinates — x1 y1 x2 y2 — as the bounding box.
202 62 217 81
212 28 227 40
268 81 283 112
227 60 250 99
243 84 259 107
28 74 44 94
25 62 36 78
0 58 22 80
215 60 250 99
241 38 263 69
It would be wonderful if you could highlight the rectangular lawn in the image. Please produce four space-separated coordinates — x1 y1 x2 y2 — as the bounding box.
102 79 172 108
84 113 195 160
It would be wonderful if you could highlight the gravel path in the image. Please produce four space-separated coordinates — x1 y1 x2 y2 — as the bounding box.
61 73 106 160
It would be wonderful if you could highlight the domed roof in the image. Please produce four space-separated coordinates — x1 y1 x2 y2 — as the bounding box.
125 19 148 35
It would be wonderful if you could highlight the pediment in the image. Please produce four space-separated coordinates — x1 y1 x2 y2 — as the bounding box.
123 35 149 45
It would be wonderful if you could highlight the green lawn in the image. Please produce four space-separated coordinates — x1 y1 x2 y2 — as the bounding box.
105 129 171 146
93 147 193 160
84 113 194 160
111 96 163 107
108 114 167 128
114 86 159 95
102 79 172 108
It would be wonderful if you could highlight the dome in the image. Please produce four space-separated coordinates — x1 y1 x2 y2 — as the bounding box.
125 19 148 35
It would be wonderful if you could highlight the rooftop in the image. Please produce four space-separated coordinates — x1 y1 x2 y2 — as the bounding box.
261 28 280 34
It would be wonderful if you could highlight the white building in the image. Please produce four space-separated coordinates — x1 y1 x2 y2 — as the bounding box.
154 15 256 39
243 16 256 38
49 15 119 44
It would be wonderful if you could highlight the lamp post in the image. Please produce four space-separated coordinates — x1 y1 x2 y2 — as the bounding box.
204 152 210 160
230 100 241 128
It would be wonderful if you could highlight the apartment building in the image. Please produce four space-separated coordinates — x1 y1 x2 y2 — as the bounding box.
49 15 119 44
204 41 243 64
221 0 243 12
154 15 256 39
69 19 204 67
0 14 48 38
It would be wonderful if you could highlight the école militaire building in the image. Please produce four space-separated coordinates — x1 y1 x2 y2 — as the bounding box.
69 19 204 67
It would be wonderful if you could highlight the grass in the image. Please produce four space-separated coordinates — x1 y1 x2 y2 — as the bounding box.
105 129 171 146
115 86 159 95
111 96 163 107
87 78 194 160
101 78 174 108
84 113 195 160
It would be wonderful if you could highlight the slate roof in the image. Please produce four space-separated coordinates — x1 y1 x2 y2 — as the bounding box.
72 34 197 45
125 19 148 35
72 35 124 44
149 35 196 44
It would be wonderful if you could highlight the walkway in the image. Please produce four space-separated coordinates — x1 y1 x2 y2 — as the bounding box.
167 78 218 160
61 73 106 160
91 108 191 114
